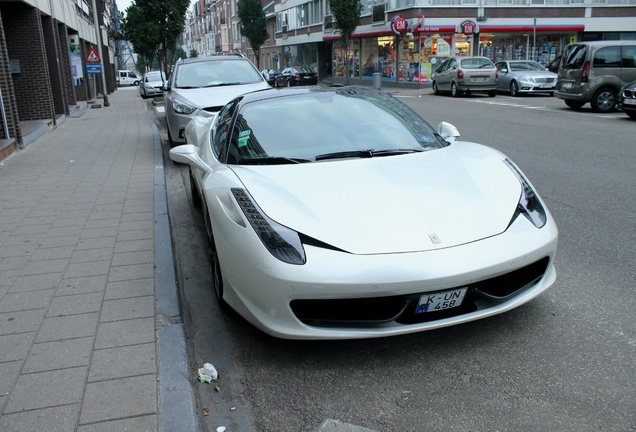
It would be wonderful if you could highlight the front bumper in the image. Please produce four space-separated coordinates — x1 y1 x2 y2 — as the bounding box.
216 210 558 340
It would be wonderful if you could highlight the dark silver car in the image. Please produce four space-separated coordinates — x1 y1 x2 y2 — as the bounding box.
495 60 557 96
432 56 498 97
163 56 270 145
139 71 165 98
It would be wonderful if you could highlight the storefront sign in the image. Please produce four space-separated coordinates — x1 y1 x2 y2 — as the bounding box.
460 20 478 36
391 15 409 35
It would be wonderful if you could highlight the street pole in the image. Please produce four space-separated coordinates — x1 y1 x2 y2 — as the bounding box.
533 18 537 61
91 0 110 107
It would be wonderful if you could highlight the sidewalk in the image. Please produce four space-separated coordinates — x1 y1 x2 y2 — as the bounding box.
0 88 197 431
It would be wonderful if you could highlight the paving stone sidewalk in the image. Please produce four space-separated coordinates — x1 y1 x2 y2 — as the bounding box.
0 88 197 431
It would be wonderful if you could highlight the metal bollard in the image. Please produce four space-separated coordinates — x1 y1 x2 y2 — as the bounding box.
373 72 382 90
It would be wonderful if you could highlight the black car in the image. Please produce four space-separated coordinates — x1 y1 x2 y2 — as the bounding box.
261 69 281 86
619 80 636 120
546 55 561 74
275 67 318 87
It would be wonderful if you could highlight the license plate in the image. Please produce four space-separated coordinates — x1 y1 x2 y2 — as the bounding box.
471 77 488 82
416 288 467 314
625 99 636 105
562 82 573 89
539 84 554 88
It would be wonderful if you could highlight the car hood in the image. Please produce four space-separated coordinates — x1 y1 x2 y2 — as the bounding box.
231 143 522 255
173 82 271 109
513 71 556 79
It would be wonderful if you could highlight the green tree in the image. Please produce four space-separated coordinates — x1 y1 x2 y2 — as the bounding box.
120 0 190 79
189 48 198 58
237 0 268 69
329 0 362 84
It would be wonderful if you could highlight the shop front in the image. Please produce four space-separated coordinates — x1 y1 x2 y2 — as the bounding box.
328 22 585 85
477 25 584 67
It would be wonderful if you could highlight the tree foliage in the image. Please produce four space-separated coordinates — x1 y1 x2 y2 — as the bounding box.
120 0 190 78
237 0 268 68
329 0 362 84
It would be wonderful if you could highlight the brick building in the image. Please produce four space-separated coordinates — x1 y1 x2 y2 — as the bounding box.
0 0 116 161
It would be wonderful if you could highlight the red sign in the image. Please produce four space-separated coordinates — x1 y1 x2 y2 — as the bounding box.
85 47 101 63
391 15 409 35
460 20 477 36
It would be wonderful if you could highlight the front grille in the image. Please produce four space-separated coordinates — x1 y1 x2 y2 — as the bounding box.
624 89 635 98
203 106 224 113
290 257 550 328
535 77 555 84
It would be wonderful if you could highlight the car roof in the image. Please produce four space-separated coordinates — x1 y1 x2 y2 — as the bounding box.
235 85 390 105
175 55 247 66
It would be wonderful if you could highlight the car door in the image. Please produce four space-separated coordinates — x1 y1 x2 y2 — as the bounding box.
433 59 450 91
496 61 511 91
439 58 456 91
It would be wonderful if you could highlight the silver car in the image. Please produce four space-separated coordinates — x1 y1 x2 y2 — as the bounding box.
139 71 165 99
495 60 557 96
164 56 271 145
432 56 498 97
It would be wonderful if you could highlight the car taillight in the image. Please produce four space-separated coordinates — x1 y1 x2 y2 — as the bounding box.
582 61 590 83
495 70 499 79
458 70 464 79
293 74 300 79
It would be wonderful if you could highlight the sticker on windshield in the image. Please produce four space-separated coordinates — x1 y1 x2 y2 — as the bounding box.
238 130 251 147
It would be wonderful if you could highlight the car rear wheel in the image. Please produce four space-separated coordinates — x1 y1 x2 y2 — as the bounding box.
510 81 519 97
564 100 585 110
590 87 617 113
432 81 440 95
451 82 460 97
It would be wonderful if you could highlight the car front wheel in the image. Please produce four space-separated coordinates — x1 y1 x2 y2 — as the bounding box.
202 203 227 309
510 81 519 97
287 79 291 87
432 81 440 95
591 88 617 113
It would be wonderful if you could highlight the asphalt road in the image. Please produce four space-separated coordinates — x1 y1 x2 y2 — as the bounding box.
158 89 636 432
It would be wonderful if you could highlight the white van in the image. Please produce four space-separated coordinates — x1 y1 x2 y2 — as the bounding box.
117 70 140 86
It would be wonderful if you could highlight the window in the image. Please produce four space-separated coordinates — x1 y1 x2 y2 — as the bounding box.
213 100 239 160
622 45 636 68
593 46 621 67
372 4 386 23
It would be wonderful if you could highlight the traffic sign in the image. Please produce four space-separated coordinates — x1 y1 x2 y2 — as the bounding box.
85 47 101 63
86 63 102 74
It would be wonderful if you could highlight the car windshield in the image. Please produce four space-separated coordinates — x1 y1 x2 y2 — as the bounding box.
509 61 545 71
295 67 313 73
227 88 446 165
175 59 262 88
146 73 164 82
460 58 494 69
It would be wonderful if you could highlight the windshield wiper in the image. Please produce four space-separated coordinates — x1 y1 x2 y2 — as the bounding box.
315 148 423 161
203 82 242 88
239 156 311 165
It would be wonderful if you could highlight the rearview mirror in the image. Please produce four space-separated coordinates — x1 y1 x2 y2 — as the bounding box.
437 122 460 143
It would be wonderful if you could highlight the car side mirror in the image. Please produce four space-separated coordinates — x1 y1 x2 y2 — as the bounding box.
437 122 460 143
501 68 508 73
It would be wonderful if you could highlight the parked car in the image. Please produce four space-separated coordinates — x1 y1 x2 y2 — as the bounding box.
495 60 557 96
117 70 139 86
139 71 166 98
432 56 499 97
261 69 281 86
546 55 562 73
275 67 318 87
619 80 636 119
168 86 558 340
555 41 636 113
163 56 270 145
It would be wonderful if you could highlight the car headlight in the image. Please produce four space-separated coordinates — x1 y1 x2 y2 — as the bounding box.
171 99 197 114
231 188 306 265
504 159 547 228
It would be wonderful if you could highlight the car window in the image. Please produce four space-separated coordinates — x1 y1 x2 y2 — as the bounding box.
174 59 262 88
622 46 636 68
460 57 494 69
509 61 545 71
212 99 240 160
562 44 587 69
593 46 621 68
227 90 444 165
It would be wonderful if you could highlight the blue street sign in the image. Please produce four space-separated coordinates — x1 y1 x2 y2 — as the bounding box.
86 63 102 74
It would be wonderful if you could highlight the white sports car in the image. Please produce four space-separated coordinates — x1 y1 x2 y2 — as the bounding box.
169 86 558 340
